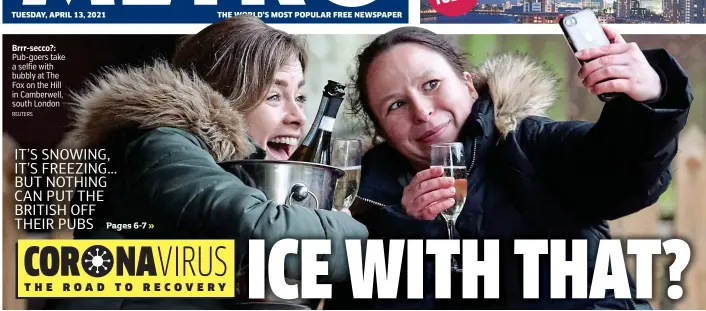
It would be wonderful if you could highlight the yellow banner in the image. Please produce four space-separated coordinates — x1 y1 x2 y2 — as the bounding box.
16 239 235 298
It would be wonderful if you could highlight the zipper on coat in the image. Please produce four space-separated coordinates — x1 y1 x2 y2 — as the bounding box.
356 195 386 207
628 298 637 310
466 137 478 177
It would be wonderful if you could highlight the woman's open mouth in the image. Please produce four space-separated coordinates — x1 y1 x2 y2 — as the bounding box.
266 136 299 160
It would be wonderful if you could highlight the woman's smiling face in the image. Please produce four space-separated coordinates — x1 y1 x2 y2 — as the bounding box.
365 43 477 170
245 58 308 160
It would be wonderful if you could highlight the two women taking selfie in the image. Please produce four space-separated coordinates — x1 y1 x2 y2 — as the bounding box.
54 14 692 310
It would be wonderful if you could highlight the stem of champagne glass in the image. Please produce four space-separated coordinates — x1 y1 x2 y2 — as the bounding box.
446 218 460 271
446 219 454 239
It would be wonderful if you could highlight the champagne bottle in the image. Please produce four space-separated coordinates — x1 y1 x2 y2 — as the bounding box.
289 80 346 164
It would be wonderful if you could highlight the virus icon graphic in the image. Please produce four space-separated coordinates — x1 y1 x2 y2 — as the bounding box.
81 245 114 277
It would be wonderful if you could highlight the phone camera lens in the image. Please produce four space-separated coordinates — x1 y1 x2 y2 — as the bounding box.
565 17 577 26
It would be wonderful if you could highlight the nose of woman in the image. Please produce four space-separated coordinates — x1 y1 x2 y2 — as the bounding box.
412 97 434 124
283 98 306 127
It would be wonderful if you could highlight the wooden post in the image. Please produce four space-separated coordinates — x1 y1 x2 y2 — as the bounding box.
673 126 706 310
608 203 663 308
608 204 661 238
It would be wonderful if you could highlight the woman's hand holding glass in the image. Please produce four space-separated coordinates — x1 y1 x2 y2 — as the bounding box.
430 142 467 273
401 166 457 221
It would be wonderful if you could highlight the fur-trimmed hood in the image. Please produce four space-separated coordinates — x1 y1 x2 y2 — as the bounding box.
63 60 255 162
63 53 558 161
471 52 559 137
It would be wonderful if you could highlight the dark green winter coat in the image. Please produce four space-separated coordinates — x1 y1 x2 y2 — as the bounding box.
47 60 368 309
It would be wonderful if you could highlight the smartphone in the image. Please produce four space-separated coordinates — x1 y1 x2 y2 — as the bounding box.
560 9 621 102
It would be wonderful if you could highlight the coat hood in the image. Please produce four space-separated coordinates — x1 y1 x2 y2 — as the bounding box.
62 59 256 162
471 52 560 138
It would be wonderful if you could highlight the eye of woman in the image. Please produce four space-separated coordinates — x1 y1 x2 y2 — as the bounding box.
296 94 307 106
423 80 440 91
267 93 281 102
388 100 404 112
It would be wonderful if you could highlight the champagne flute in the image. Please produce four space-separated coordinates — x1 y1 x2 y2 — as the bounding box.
330 138 362 211
430 142 467 273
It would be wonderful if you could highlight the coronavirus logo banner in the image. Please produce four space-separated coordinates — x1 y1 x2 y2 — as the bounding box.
16 239 236 298
3 0 408 23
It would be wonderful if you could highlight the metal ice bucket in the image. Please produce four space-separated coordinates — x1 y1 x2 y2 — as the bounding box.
218 160 344 211
218 160 342 309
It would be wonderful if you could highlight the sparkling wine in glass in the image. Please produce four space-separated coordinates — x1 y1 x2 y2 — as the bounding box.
430 142 467 273
330 138 362 211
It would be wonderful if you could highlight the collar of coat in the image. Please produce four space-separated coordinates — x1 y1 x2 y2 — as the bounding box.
62 53 559 162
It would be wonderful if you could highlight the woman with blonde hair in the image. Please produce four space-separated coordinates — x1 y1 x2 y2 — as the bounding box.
48 15 367 309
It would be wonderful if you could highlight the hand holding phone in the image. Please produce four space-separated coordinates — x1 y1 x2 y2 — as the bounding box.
560 10 662 103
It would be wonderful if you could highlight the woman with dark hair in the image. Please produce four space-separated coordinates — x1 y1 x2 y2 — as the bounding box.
334 26 692 309
48 15 367 310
